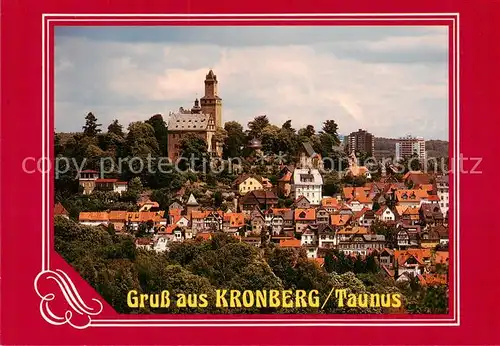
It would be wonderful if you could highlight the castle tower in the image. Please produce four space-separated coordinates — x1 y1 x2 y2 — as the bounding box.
200 69 223 128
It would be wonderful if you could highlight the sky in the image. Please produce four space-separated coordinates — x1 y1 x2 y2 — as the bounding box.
55 26 449 140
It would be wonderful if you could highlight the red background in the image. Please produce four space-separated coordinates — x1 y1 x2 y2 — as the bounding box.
1 0 499 344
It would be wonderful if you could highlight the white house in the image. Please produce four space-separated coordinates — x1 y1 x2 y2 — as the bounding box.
292 168 323 206
436 175 449 216
153 236 170 252
375 206 396 222
317 224 337 249
301 228 317 246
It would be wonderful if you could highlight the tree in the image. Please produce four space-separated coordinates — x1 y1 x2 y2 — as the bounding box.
108 119 124 137
281 120 295 133
247 115 270 139
213 190 223 207
323 172 341 196
298 125 315 138
223 121 246 159
261 125 281 154
321 119 340 139
83 112 102 137
145 114 168 157
125 122 160 158
122 177 143 202
179 133 209 171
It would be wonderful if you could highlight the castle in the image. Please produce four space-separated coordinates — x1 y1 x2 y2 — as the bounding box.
167 70 223 160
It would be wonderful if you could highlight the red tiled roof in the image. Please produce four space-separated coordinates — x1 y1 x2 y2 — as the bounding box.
279 239 302 248
54 202 68 216
294 208 316 221
79 212 109 222
95 178 119 183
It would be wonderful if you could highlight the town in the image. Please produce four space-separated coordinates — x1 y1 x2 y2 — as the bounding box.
54 70 450 313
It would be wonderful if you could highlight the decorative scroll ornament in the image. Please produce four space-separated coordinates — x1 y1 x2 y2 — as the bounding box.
34 269 103 329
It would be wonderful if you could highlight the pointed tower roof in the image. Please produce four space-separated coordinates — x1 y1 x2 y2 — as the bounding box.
186 193 199 206
206 69 217 80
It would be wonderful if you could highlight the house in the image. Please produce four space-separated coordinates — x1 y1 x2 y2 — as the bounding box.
191 210 223 233
375 206 396 222
344 187 373 211
135 238 154 250
265 208 290 235
330 213 352 227
205 211 224 231
297 142 323 170
419 204 444 227
239 190 278 214
126 211 168 232
79 212 109 227
419 227 441 249
169 201 184 212
379 248 395 268
337 234 385 256
108 211 128 231
394 249 432 278
93 178 128 194
279 238 302 249
345 151 371 179
431 224 449 245
433 251 449 266
138 200 160 212
293 195 311 209
395 226 420 249
250 207 266 235
54 202 69 219
277 166 293 197
301 227 317 246
171 227 185 242
436 175 449 216
173 215 190 228
315 207 330 224
261 177 273 190
292 168 323 206
223 212 245 233
321 197 340 212
353 208 376 227
233 174 264 196
316 224 336 249
395 189 428 208
336 226 369 243
304 246 319 259
78 170 99 195
185 194 200 218
403 171 432 188
282 209 294 230
241 236 262 247
153 236 170 252
294 208 316 233
191 211 208 233
400 206 420 226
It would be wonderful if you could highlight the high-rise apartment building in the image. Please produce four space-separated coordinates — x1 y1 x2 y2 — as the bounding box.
395 135 426 160
346 129 374 155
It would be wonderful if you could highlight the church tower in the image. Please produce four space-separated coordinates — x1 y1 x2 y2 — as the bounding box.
200 69 223 128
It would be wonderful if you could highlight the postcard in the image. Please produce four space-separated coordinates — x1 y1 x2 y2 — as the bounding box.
1 2 499 345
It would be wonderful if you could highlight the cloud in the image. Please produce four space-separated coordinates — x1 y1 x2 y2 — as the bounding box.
55 26 449 139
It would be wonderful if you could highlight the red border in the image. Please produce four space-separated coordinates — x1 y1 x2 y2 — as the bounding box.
2 1 500 345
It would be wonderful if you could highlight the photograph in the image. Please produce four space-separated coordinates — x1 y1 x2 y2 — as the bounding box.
53 25 451 315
